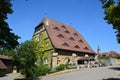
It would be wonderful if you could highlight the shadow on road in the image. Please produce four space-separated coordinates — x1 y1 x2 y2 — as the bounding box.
14 78 43 80
103 78 120 80
109 67 120 71
105 67 120 80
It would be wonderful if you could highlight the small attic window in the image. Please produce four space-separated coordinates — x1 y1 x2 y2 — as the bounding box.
74 33 78 36
69 37 75 41
57 34 64 38
35 24 44 32
62 42 69 47
74 45 80 48
78 39 83 43
84 47 89 50
61 25 67 29
53 27 60 31
65 30 70 34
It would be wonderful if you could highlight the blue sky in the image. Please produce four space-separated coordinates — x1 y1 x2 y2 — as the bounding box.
7 0 120 53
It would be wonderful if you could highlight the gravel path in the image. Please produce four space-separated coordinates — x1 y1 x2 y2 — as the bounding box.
42 66 120 80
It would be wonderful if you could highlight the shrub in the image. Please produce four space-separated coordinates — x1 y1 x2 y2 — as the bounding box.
99 56 110 59
94 62 99 64
56 64 66 71
66 64 77 69
37 64 51 76
19 65 39 78
0 69 6 77
19 64 51 78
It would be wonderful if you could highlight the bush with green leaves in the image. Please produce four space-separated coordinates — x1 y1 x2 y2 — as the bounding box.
56 64 66 71
37 64 51 76
20 65 40 78
15 40 51 78
66 63 77 69
16 40 38 78
0 69 6 77
99 56 110 59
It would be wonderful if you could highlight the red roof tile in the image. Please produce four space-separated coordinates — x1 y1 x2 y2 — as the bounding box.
37 18 95 54
102 51 120 57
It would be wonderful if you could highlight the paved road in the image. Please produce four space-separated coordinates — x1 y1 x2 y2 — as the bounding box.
42 66 120 80
0 73 20 80
0 66 120 80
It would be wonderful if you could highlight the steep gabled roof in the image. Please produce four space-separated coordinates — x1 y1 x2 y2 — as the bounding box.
0 60 7 69
37 18 95 54
0 55 12 60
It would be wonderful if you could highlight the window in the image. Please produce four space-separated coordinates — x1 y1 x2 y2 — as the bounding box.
39 33 42 41
46 42 49 46
62 42 69 47
78 39 83 43
57 60 60 64
57 34 64 38
74 45 80 48
44 58 48 64
61 25 67 29
74 33 78 36
53 27 60 31
84 47 89 50
69 37 75 41
35 24 44 32
64 30 70 34
64 57 70 64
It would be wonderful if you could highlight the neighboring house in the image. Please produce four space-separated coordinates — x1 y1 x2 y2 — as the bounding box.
33 18 95 68
102 51 120 58
98 51 120 58
95 46 120 66
99 51 120 66
0 59 7 76
0 55 13 74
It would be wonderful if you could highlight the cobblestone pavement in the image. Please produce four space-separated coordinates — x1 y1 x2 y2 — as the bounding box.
42 66 120 80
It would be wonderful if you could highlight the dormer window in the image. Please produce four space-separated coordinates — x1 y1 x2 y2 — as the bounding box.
57 34 64 38
74 33 78 36
74 45 80 48
84 47 89 50
53 27 60 31
35 24 44 32
61 25 67 29
62 42 69 47
65 30 70 34
69 37 75 41
78 39 83 43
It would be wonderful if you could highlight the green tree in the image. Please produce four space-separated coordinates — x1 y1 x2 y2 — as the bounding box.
16 40 38 78
0 49 15 56
100 0 120 43
0 0 20 50
15 40 51 78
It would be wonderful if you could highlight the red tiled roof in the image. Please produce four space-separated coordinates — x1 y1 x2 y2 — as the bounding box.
102 51 120 57
37 18 95 54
